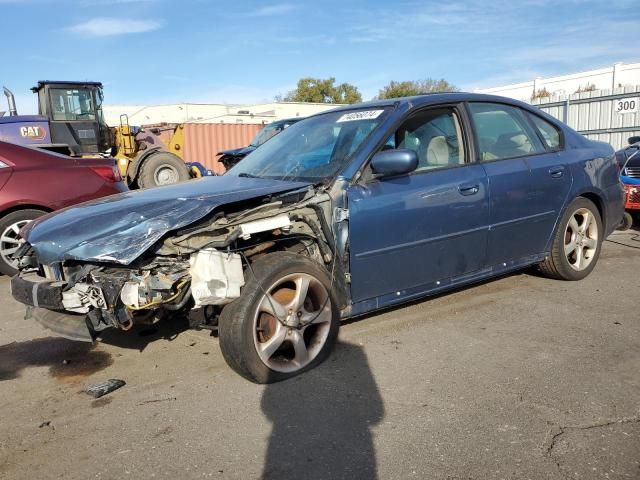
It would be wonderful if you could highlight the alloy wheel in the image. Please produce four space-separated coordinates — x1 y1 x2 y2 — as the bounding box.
564 207 598 271
0 220 29 270
252 273 332 373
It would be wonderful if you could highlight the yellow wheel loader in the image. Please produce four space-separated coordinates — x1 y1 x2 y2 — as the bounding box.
1 81 194 189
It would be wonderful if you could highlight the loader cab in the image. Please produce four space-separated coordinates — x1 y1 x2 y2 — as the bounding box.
32 81 112 156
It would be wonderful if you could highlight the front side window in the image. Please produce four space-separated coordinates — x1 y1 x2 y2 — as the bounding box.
469 103 545 161
527 112 562 150
383 108 465 172
50 88 96 121
231 108 388 183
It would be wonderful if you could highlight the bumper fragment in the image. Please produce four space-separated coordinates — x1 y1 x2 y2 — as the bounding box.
10 273 64 310
26 306 95 342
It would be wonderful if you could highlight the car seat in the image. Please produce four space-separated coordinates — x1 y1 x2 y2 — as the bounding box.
492 132 533 158
426 136 450 167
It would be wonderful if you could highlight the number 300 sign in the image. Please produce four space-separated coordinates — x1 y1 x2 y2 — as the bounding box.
615 98 639 114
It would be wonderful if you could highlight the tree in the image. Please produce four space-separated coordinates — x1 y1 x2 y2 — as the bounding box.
531 87 551 101
281 77 362 104
375 78 459 99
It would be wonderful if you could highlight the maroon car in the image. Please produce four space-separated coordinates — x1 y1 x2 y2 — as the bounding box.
0 140 127 275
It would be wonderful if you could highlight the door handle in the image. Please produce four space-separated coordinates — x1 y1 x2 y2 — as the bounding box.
549 166 565 178
458 184 479 196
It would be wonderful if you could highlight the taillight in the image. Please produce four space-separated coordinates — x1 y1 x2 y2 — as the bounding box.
90 165 122 183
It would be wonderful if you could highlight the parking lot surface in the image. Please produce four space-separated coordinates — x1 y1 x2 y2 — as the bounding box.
0 231 639 480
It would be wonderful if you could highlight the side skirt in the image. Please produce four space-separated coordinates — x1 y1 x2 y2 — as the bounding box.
345 253 547 318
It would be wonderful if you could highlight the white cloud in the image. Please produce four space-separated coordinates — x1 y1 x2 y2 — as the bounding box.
249 3 297 17
67 17 163 36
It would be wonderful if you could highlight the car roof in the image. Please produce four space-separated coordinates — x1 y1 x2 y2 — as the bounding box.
322 92 535 114
270 117 303 125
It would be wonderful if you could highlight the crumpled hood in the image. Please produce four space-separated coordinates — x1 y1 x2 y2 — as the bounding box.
218 146 255 157
23 175 310 265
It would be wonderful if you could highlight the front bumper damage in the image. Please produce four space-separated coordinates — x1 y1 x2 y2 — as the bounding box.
10 189 339 342
11 249 246 342
10 273 97 342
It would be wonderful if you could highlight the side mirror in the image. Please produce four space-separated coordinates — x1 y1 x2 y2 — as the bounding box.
370 149 418 177
628 136 640 145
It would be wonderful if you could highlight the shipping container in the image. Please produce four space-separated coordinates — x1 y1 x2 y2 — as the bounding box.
149 123 263 174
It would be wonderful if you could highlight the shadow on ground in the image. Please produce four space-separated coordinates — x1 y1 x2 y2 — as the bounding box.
97 313 191 352
261 341 385 480
0 337 112 382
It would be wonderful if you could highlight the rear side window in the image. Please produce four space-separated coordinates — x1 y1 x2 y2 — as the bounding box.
527 113 562 150
468 103 545 161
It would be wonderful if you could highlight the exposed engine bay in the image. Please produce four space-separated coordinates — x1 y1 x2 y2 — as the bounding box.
11 185 348 342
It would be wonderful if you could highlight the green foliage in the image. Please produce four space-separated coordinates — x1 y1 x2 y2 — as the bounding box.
282 77 362 104
376 78 459 99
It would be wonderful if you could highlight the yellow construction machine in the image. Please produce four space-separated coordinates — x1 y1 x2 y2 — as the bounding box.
1 81 198 188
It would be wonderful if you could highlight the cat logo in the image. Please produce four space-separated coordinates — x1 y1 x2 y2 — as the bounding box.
19 126 46 140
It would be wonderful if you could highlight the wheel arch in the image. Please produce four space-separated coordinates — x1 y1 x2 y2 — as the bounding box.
126 146 163 183
240 235 350 312
0 203 52 219
578 191 605 228
543 189 606 254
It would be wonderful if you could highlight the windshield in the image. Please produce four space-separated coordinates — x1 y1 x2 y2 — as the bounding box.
231 108 388 182
250 123 282 147
50 88 97 121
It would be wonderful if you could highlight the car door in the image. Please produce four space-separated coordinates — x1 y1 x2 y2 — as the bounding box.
523 111 574 247
347 106 490 304
467 102 571 266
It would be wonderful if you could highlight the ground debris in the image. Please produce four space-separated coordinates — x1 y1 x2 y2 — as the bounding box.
85 379 126 398
137 396 177 406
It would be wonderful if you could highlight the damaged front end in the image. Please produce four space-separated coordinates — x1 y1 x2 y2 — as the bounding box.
10 186 341 342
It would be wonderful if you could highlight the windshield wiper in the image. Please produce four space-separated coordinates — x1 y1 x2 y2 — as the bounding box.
237 172 261 179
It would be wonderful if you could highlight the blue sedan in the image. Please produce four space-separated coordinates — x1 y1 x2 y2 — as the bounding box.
10 93 624 383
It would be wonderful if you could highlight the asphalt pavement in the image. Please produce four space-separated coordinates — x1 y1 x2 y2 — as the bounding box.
0 231 639 480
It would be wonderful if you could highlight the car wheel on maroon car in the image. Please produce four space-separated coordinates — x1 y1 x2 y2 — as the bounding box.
538 197 602 281
218 251 340 384
0 209 46 276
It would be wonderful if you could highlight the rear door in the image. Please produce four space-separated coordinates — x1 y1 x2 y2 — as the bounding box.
523 111 573 246
347 105 490 304
467 102 572 265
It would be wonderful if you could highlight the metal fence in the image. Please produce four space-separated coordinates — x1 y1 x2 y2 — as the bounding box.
532 85 640 150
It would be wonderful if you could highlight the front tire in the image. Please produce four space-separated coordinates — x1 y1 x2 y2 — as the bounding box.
538 197 602 281
137 152 191 188
219 252 339 384
0 209 47 276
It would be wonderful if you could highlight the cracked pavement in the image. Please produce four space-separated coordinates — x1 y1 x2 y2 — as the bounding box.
0 231 639 479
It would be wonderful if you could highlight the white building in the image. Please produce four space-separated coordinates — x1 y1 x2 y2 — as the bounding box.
103 101 343 127
475 61 640 102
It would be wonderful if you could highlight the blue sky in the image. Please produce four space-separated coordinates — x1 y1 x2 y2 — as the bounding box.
1 0 637 112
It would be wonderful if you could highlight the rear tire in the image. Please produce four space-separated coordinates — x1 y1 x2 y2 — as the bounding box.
219 252 339 384
538 197 602 281
618 212 633 231
0 209 47 276
137 152 191 188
